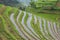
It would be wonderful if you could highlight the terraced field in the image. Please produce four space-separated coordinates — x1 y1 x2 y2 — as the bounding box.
0 4 60 40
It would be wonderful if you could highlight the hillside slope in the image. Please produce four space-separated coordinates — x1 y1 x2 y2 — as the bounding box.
0 4 60 40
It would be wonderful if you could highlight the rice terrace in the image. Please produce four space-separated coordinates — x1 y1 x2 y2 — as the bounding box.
0 0 60 40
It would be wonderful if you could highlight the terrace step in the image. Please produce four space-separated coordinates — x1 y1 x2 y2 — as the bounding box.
9 10 60 40
0 5 60 40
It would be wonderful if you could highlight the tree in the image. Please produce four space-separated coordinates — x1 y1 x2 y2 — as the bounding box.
0 0 19 7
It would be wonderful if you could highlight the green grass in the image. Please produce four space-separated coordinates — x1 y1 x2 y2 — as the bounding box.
0 16 16 40
13 7 19 19
24 13 29 25
0 16 5 32
18 12 30 38
18 12 38 39
0 4 3 7
0 33 8 40
46 21 55 40
41 19 54 40
35 13 59 22
0 16 13 40
3 16 23 40
30 16 47 40
26 7 60 22
1 5 24 40
3 6 12 16
0 4 59 40
24 13 39 39
19 11 24 22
